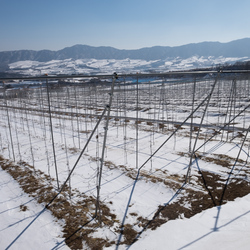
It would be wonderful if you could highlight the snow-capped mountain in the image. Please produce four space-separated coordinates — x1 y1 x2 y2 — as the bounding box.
1 38 250 75
1 38 250 63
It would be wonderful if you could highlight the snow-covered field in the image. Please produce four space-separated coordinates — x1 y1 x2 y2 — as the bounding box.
8 55 250 76
1 71 250 249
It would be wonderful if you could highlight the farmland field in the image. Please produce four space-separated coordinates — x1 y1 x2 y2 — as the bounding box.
1 72 250 249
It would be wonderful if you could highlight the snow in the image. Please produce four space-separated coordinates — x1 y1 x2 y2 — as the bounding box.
0 167 69 250
8 55 250 76
2 164 250 249
130 194 250 250
1 61 250 249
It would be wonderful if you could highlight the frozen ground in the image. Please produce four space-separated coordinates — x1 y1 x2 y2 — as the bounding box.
1 72 250 249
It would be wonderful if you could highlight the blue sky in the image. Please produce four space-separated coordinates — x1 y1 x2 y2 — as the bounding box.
1 0 250 51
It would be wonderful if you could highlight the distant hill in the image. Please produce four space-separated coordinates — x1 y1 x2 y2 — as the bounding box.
1 38 250 64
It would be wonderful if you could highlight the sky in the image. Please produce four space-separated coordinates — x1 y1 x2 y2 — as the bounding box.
1 0 250 52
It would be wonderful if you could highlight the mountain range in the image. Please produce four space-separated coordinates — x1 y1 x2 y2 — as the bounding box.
1 38 250 65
